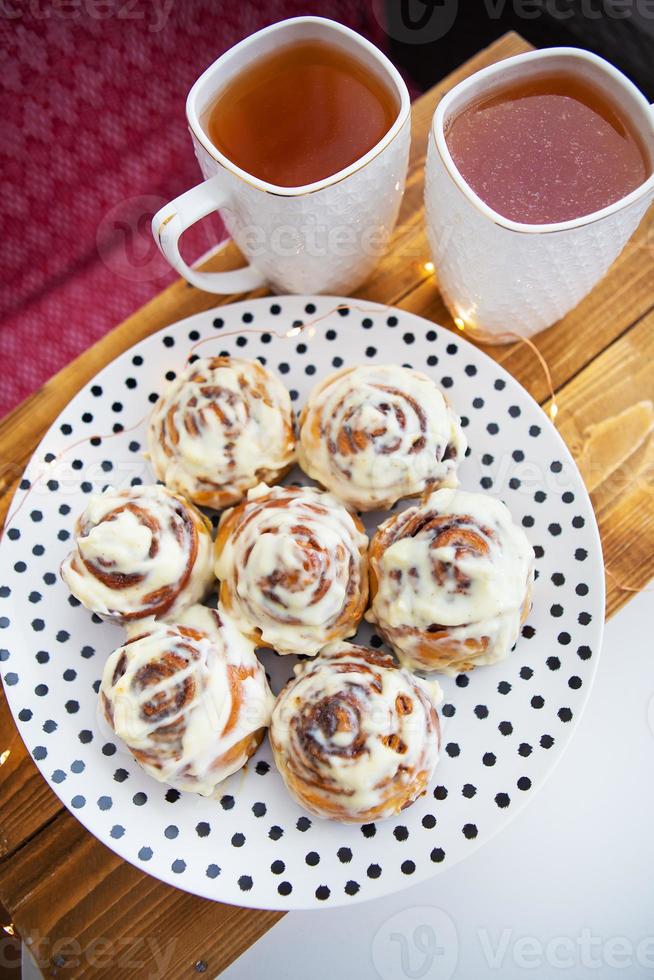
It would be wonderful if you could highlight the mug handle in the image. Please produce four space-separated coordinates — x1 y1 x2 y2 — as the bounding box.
151 172 267 294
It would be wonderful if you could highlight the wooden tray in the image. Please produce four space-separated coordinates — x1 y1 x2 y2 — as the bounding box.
1 32 653 978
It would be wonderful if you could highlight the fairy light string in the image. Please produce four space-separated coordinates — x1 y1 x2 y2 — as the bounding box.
1 300 645 598
452 316 559 422
2 304 382 536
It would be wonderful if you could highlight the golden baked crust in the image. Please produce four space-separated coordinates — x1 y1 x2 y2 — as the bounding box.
215 483 369 656
270 642 441 822
147 356 296 509
367 488 534 673
298 364 466 510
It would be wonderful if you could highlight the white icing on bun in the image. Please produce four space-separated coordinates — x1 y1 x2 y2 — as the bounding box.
61 484 213 624
147 356 296 509
367 488 535 673
100 605 274 796
298 365 466 511
270 641 442 822
214 483 368 656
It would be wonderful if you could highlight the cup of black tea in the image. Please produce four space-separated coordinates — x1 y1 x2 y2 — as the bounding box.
153 17 410 295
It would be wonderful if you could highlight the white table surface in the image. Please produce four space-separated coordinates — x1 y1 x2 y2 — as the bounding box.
221 589 654 980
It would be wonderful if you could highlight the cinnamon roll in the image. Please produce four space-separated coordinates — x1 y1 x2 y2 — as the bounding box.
214 483 368 656
367 488 535 673
100 605 273 795
147 356 296 509
270 642 442 822
61 484 213 624
297 365 466 511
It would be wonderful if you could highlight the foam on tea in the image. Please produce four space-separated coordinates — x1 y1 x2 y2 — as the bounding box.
445 71 650 224
205 39 399 187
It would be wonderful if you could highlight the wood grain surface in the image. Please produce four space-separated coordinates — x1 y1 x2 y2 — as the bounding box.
1 31 652 978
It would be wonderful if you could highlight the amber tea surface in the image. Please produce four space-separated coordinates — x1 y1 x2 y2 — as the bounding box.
206 39 399 187
445 71 650 224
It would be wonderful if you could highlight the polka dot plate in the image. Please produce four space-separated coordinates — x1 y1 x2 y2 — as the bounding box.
0 296 604 910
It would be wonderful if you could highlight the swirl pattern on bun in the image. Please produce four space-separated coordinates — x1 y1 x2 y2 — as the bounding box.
147 356 296 509
298 365 466 511
214 483 368 656
270 642 442 822
367 488 535 673
100 605 274 795
61 484 213 624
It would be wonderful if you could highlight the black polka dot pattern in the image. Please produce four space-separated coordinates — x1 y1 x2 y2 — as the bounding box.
0 297 603 911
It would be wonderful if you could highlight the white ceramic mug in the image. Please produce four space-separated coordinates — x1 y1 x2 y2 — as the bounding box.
424 48 654 340
152 16 411 296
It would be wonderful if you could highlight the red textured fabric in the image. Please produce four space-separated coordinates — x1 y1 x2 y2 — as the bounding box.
1 0 415 418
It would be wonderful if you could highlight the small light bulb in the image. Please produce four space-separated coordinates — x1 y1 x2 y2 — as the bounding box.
549 403 559 421
0 749 9 766
454 317 465 331
423 261 435 274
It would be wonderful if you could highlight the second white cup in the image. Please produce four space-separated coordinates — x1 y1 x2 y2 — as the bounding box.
424 48 654 341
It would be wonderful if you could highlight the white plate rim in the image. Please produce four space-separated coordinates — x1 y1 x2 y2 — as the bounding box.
0 295 605 910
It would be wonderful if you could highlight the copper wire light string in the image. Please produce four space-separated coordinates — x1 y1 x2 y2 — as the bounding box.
2 302 644 596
